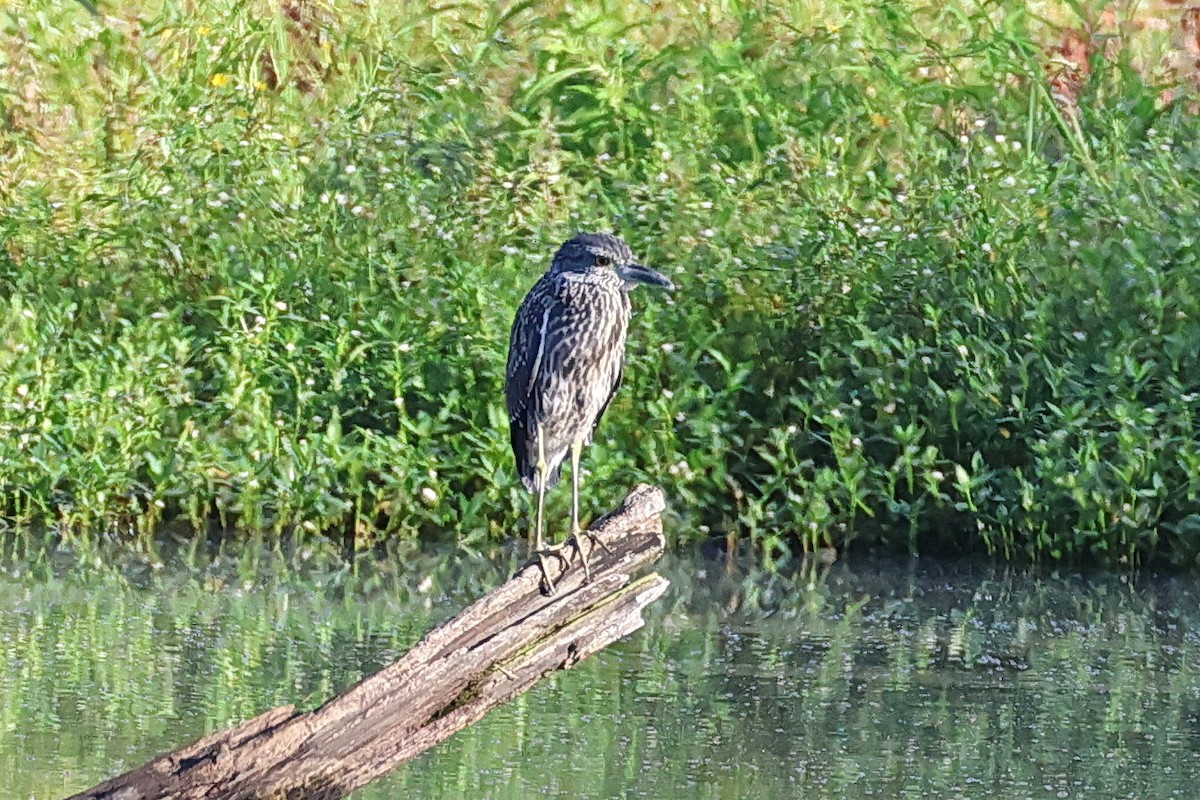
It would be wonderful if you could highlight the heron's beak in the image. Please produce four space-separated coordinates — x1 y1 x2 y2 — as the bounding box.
619 263 675 291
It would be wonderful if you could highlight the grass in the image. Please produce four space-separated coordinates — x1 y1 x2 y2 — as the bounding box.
3 0 1200 567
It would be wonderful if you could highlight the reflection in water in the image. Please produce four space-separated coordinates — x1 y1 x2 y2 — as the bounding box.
2 533 1199 799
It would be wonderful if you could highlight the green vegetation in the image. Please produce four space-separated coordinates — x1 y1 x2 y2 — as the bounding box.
5 538 1199 797
4 0 1200 566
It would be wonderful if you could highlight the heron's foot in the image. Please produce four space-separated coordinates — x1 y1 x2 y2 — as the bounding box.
567 528 614 583
533 544 573 595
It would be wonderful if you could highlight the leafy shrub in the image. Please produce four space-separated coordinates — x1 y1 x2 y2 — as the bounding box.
3 0 1200 567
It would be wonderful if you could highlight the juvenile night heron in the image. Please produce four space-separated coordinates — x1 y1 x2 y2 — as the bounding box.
505 232 673 591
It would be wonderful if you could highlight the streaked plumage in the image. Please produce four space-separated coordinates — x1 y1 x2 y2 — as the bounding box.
506 258 629 493
505 232 673 588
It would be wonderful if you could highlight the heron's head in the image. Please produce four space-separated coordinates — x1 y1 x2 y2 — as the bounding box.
550 232 675 291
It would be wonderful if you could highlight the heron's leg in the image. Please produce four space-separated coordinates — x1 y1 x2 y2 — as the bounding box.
570 439 582 536
534 429 548 553
533 428 566 594
568 438 590 581
566 439 613 583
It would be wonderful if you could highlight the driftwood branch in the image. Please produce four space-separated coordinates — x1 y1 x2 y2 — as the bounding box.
69 484 669 800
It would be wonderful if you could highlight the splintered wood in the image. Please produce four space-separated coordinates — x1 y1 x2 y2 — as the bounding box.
70 484 669 800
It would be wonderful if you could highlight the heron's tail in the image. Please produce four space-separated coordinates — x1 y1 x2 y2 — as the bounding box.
520 461 564 493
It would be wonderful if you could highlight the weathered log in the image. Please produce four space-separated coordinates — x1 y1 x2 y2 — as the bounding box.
69 484 669 800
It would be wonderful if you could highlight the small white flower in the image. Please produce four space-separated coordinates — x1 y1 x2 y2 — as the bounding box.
994 134 1007 143
344 164 357 174
421 486 438 504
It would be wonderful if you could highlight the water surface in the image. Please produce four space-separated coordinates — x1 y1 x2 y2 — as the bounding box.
2 534 1199 798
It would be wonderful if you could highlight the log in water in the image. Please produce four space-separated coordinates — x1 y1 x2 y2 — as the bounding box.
70 484 669 800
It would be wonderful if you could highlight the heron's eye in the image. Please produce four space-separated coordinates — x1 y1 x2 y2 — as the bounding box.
595 254 613 267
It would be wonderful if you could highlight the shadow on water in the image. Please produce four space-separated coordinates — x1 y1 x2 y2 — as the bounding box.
2 530 1200 799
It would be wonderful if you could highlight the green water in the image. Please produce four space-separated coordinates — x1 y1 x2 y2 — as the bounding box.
2 533 1199 799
